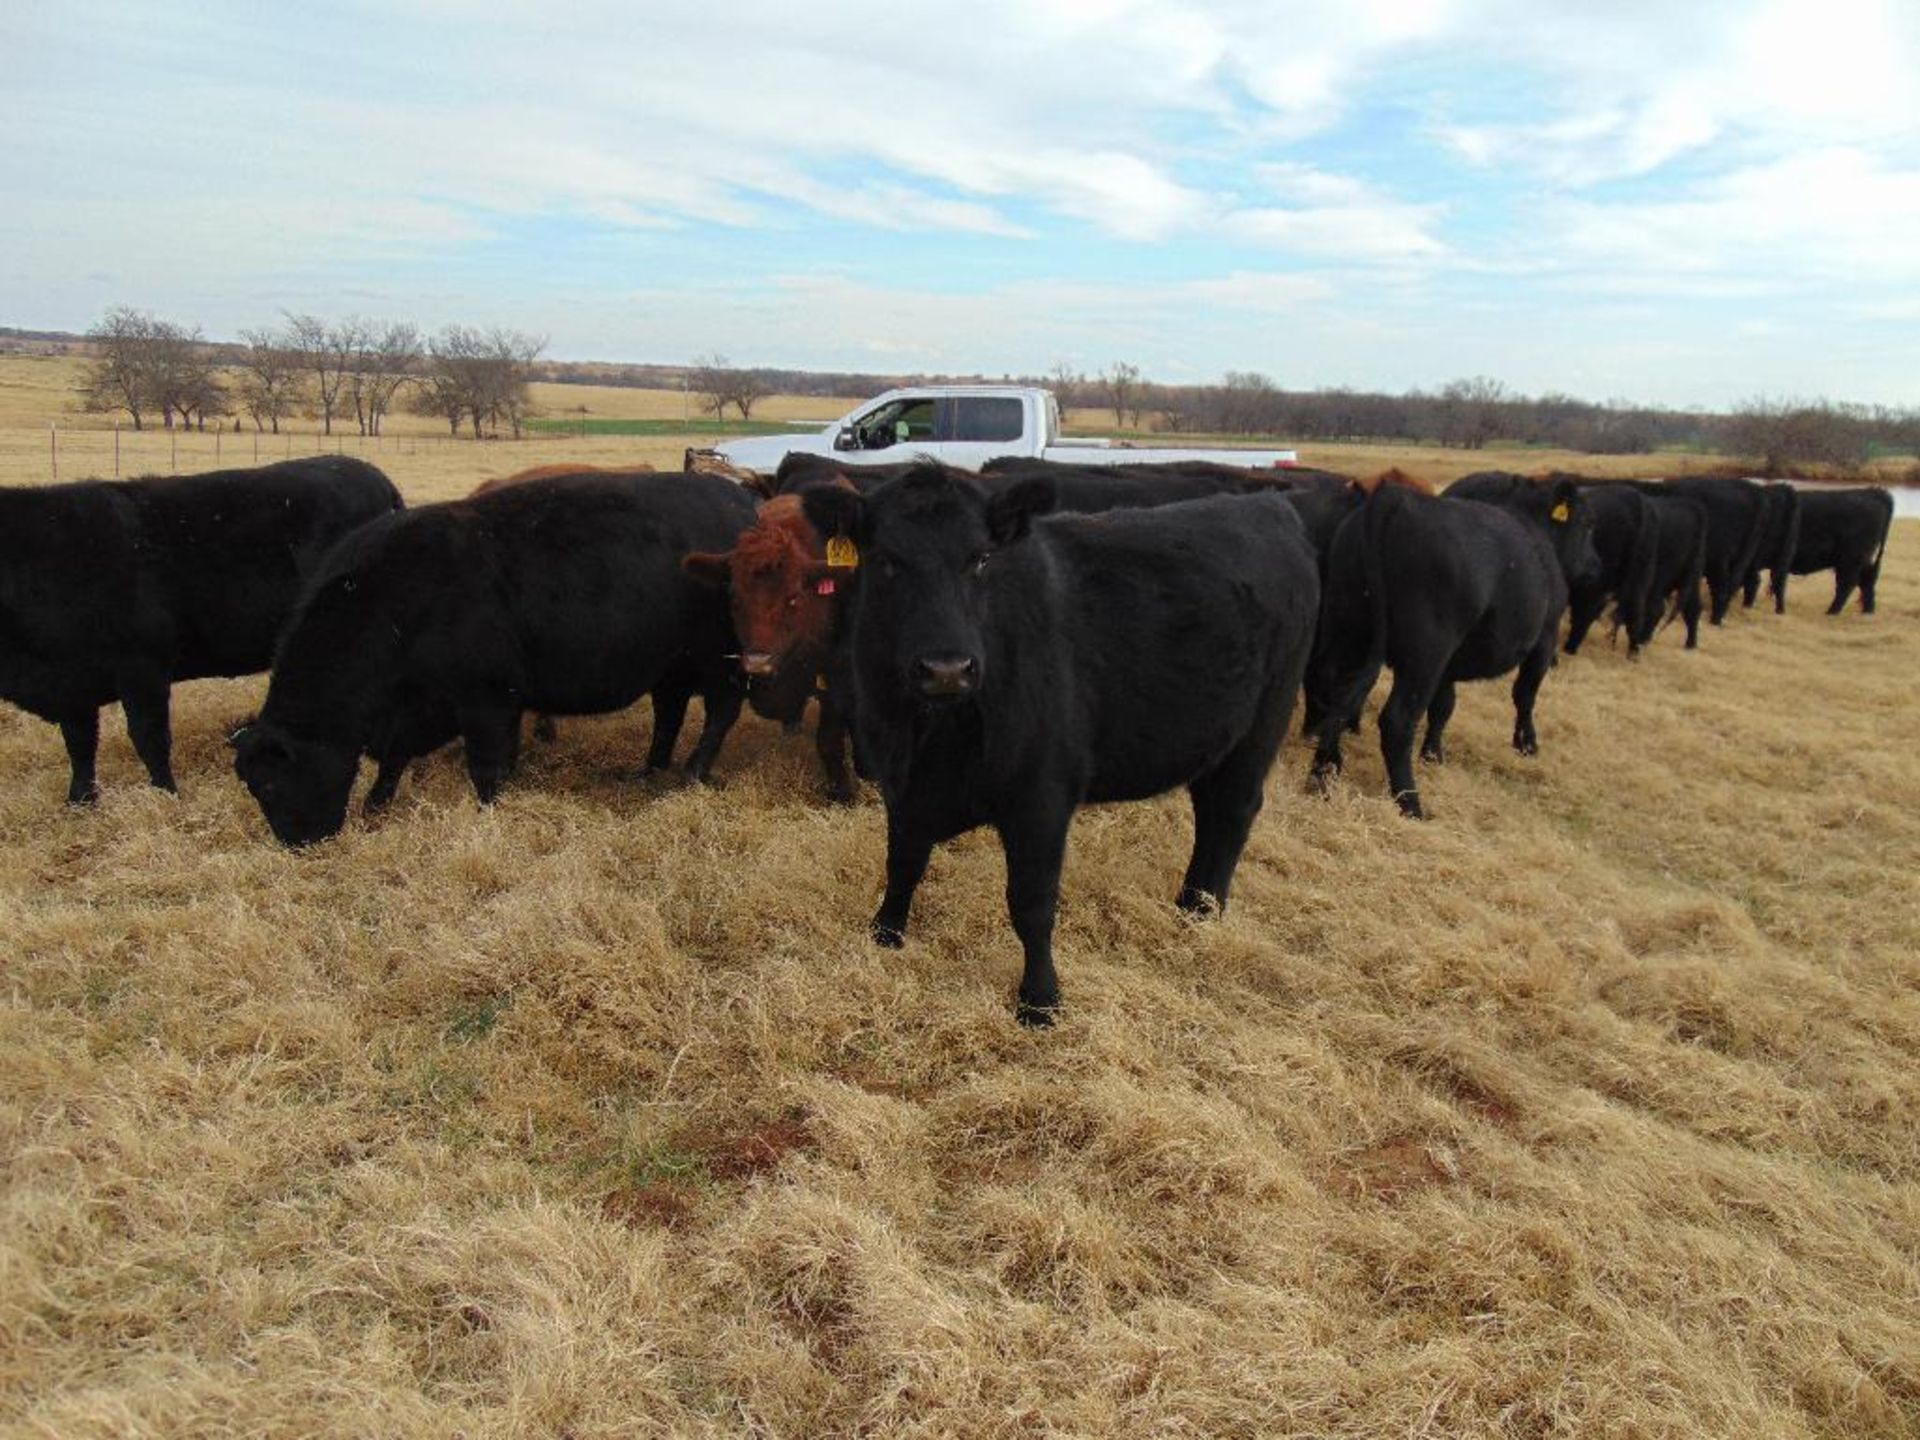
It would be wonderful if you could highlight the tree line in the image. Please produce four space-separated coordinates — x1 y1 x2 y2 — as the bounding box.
1049 363 1920 474
63 313 1918 474
78 308 546 439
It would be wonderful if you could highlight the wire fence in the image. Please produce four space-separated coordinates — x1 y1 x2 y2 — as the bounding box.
15 422 540 484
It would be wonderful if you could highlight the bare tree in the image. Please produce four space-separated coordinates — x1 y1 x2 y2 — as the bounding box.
235 326 307 433
1436 376 1510 449
1102 361 1143 429
285 313 367 436
344 322 422 436
79 306 165 430
688 353 734 420
1047 360 1085 410
725 367 773 421
418 325 545 438
159 342 226 430
1723 398 1872 474
84 311 222 430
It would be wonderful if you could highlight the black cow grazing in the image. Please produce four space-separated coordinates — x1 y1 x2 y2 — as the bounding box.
1652 477 1768 625
0 456 401 807
1449 474 1658 656
232 471 755 847
1308 479 1591 819
1739 482 1803 614
801 464 1320 1025
1630 490 1709 649
1792 486 1895 614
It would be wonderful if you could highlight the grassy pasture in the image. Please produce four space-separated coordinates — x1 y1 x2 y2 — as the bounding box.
1 353 1918 1436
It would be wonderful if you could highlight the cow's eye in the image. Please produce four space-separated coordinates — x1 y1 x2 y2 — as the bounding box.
972 551 991 576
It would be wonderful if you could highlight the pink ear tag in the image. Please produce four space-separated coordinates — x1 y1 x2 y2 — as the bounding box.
815 577 837 596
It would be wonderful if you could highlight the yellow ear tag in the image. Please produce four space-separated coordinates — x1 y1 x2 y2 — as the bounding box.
1550 502 1570 523
826 535 859 569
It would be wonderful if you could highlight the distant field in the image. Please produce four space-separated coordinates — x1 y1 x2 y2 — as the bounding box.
0 353 1812 497
2 346 1918 1435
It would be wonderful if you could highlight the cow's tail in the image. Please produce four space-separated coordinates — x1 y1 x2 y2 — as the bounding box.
1730 486 1770 592
1770 486 1802 605
1653 509 1707 640
1621 490 1660 641
1348 485 1395 711
1861 488 1896 604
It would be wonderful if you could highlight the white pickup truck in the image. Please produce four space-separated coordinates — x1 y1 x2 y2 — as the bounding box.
712 385 1297 473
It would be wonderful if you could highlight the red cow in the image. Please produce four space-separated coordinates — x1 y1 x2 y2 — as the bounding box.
684 491 856 802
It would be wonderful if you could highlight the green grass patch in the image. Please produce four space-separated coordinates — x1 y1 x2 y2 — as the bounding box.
523 417 808 438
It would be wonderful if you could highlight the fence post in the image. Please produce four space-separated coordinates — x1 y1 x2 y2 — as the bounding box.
49 423 57 481
215 425 221 465
114 421 120 477
170 426 177 472
253 429 259 462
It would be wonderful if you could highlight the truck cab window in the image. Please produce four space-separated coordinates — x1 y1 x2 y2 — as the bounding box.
943 396 1024 443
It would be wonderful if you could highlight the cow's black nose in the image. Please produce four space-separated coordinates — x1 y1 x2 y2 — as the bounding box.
915 654 978 696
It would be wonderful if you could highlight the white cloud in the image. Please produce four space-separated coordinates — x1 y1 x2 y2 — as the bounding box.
1545 148 1920 288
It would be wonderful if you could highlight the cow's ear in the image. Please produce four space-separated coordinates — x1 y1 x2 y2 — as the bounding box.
682 551 734 588
801 484 866 546
986 476 1056 546
232 723 291 764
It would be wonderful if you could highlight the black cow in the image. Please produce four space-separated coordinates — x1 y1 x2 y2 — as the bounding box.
232 471 755 847
0 456 401 806
1739 482 1803 614
1651 478 1768 624
772 452 925 495
1308 479 1591 819
1792 486 1895 614
801 464 1320 1025
1631 491 1708 649
982 455 1350 494
1448 473 1656 656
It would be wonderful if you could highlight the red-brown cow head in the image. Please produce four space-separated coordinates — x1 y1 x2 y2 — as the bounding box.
684 492 846 722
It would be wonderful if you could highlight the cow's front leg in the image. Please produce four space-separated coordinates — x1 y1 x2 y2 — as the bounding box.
60 709 101 806
872 808 934 948
997 799 1071 1026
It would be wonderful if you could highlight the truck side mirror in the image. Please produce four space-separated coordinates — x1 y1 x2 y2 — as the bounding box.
833 427 857 452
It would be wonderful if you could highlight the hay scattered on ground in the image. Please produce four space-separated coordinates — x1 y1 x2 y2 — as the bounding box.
1 413 1917 1436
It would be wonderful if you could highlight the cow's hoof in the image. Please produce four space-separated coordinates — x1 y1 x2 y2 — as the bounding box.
533 716 558 743
66 787 100 809
1395 794 1427 820
1307 763 1339 796
782 717 806 736
871 920 905 949
1420 744 1444 765
1175 886 1219 918
1015 997 1060 1028
825 783 856 807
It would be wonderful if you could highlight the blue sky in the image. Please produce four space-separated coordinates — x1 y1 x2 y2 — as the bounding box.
3 0 1916 407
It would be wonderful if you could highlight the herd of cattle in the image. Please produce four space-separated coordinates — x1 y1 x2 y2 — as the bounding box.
0 451 1898 1022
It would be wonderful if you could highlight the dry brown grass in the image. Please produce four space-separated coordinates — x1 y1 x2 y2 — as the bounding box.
2 357 1919 1437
